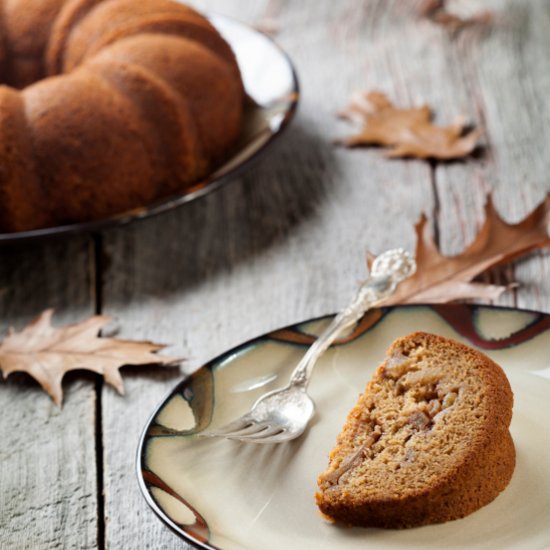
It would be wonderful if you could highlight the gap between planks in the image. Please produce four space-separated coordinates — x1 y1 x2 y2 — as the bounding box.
92 232 106 550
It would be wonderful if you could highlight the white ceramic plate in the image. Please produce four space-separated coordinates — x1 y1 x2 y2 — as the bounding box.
0 14 299 243
137 304 550 549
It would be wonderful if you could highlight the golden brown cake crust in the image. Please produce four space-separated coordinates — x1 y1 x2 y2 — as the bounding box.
86 56 206 195
94 33 243 166
0 0 244 232
316 332 515 528
1 0 66 87
23 70 159 223
0 86 52 230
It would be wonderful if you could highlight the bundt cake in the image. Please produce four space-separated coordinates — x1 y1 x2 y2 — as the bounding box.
0 0 245 232
316 332 515 528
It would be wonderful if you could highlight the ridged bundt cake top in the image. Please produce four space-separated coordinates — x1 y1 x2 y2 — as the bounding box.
0 0 67 87
0 86 51 229
0 0 245 232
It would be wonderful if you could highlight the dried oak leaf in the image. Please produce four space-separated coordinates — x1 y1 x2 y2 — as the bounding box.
0 309 180 406
369 194 550 305
338 91 481 160
419 0 493 34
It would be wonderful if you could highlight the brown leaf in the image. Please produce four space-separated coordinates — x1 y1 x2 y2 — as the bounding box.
0 310 180 406
369 194 550 305
338 91 481 160
418 0 445 17
419 0 493 34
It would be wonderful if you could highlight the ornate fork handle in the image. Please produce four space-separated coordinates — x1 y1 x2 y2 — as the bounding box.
289 249 416 388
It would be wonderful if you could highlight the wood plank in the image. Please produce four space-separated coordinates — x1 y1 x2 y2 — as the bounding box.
0 238 98 548
0 1 547 549
420 0 550 312
100 1 434 547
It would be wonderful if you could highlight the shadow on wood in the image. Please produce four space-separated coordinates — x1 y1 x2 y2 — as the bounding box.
101 120 340 303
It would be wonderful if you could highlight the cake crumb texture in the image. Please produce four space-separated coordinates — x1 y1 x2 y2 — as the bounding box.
316 331 515 528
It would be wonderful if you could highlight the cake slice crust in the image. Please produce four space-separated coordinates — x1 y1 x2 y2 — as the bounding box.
316 332 515 528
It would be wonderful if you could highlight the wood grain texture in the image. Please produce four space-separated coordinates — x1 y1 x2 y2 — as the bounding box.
0 238 97 549
100 0 550 547
1 0 549 548
424 0 550 311
99 1 433 547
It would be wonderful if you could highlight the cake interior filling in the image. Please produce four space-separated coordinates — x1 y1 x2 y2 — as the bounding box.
324 344 476 494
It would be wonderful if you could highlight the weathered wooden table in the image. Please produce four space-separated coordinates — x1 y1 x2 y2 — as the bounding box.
1 0 549 548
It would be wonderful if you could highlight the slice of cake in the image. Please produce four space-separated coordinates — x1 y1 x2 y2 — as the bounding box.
316 331 515 528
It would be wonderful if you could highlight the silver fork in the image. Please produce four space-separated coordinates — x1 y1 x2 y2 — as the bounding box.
200 248 416 444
